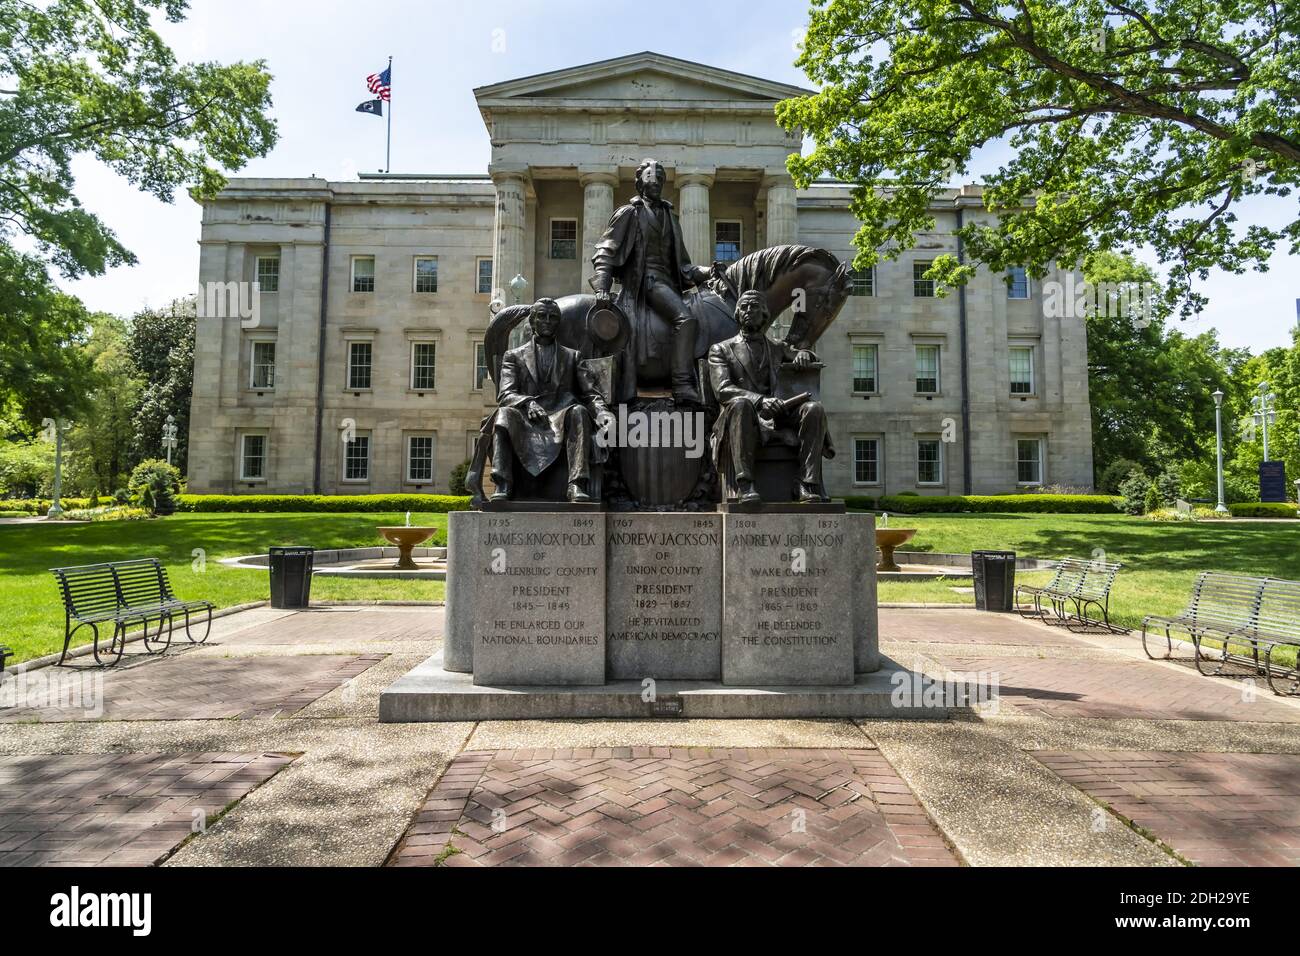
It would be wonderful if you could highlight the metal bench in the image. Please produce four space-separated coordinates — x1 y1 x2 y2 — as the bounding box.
1142 572 1300 696
50 558 214 665
0 645 11 675
1015 556 1122 631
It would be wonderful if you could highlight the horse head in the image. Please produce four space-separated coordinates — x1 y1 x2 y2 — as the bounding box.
779 254 853 350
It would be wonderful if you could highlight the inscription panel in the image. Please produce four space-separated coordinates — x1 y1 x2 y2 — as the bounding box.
721 512 856 686
606 513 722 680
472 513 606 686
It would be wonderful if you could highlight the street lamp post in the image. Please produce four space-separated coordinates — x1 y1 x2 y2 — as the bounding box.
509 273 528 305
1212 390 1228 513
162 414 178 466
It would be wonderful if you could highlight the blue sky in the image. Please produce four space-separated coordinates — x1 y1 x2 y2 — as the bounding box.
63 0 1299 352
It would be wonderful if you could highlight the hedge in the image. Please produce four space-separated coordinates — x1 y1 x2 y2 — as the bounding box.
0 497 93 514
875 493 1123 514
839 496 877 511
175 493 472 513
1228 502 1298 518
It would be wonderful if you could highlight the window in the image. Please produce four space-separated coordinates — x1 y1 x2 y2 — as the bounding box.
414 256 438 293
351 256 375 293
1007 266 1029 299
255 256 280 293
473 341 490 390
410 342 436 391
476 258 493 295
915 345 940 394
347 341 373 390
1017 438 1043 485
917 439 943 485
343 435 370 482
240 434 266 481
407 435 434 483
714 221 742 263
250 341 276 389
913 261 935 297
853 438 880 485
852 344 878 393
549 219 577 260
1010 346 1035 395
849 267 874 296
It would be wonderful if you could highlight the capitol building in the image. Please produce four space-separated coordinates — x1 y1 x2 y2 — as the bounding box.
187 51 1094 498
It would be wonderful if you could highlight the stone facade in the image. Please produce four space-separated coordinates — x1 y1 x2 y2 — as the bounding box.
188 52 1093 497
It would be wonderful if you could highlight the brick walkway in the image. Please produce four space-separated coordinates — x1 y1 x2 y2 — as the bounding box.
881 607 1086 646
219 607 438 645
1036 751 1300 867
0 752 294 866
389 748 957 867
0 654 384 722
930 655 1300 722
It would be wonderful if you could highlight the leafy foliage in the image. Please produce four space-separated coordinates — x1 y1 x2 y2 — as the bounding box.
127 298 195 471
876 493 1122 513
781 0 1300 316
127 458 181 514
176 494 472 513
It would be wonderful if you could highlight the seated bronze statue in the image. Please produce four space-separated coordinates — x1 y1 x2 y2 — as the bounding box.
707 290 833 504
489 298 614 503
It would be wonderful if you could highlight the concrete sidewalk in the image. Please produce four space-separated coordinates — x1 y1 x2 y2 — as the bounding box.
1 604 1297 867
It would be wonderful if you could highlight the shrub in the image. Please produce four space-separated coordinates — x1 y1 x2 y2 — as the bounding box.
1152 468 1181 508
1117 470 1151 515
176 493 472 513
1097 457 1143 494
0 497 93 514
128 459 182 515
113 487 130 505
1228 502 1298 518
840 495 876 511
448 459 471 496
875 493 1122 514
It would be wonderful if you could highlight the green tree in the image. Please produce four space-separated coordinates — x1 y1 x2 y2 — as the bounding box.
0 0 276 424
781 0 1300 316
65 314 144 495
126 297 195 473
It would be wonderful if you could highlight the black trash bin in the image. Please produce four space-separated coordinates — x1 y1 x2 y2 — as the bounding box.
971 550 1016 612
269 546 314 609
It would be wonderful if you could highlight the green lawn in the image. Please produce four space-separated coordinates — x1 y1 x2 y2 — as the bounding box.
0 513 448 663
2 510 1295 665
874 512 1300 632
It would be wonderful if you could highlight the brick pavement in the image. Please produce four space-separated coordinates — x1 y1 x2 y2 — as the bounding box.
929 655 1300 723
0 752 294 866
881 607 1087 646
388 748 958 867
218 607 438 645
0 654 384 722
1035 751 1300 866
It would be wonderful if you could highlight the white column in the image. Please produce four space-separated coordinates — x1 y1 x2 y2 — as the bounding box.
579 167 619 290
490 167 529 304
676 169 714 266
763 171 798 248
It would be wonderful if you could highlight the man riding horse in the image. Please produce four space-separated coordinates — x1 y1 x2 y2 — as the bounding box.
590 157 725 406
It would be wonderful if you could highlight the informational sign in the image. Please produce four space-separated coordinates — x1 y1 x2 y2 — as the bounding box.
1259 460 1288 503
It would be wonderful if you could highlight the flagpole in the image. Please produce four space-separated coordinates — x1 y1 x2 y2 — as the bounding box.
385 55 392 173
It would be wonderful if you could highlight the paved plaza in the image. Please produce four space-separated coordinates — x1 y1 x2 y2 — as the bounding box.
2 603 1298 867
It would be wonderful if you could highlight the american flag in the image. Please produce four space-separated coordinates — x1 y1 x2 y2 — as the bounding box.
366 65 391 101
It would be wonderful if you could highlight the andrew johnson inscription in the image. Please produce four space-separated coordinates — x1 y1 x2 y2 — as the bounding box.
606 513 723 680
721 512 856 685
472 513 607 685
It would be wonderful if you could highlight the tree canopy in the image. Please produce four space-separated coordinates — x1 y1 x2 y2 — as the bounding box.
0 0 276 426
780 0 1300 316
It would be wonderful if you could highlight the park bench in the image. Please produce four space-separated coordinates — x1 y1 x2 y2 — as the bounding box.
1141 572 1300 696
50 558 214 666
0 644 11 675
1014 556 1123 631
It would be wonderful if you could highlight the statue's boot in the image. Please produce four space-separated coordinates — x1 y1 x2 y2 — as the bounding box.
736 479 761 505
567 480 592 503
670 316 702 406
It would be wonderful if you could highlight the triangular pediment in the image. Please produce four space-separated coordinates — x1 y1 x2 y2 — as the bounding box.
474 51 812 106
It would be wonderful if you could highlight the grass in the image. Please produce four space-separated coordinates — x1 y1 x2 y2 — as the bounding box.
0 513 448 663
877 512 1300 633
2 509 1296 664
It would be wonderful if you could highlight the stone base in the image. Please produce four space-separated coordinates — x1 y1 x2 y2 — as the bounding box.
379 652 965 721
479 500 606 512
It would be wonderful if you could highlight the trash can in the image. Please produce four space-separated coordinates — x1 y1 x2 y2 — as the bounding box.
269 546 314 609
971 550 1016 612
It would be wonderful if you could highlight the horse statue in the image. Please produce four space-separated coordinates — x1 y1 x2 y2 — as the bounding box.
466 244 853 506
